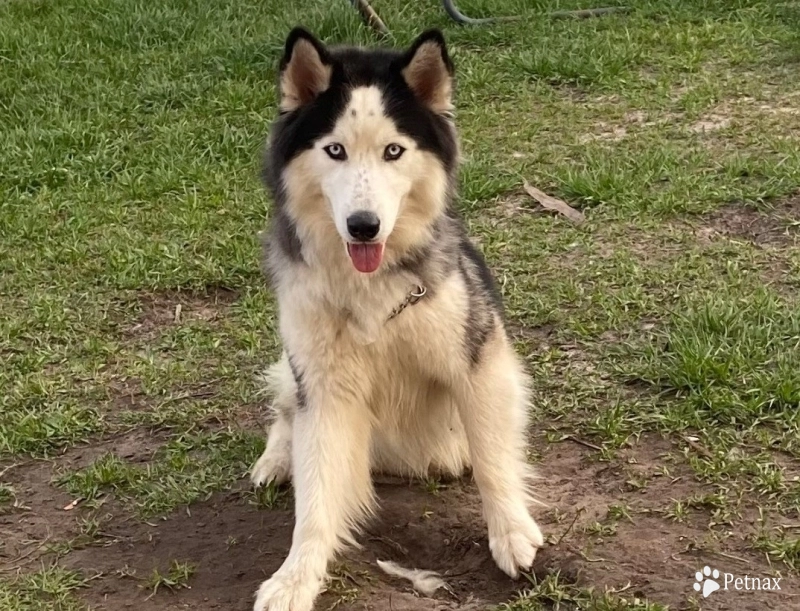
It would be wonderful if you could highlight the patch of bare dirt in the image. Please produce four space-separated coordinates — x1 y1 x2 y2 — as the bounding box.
123 287 239 340
576 109 685 144
689 114 732 134
716 94 800 133
0 459 79 574
62 481 523 611
5 431 797 611
0 430 169 576
694 197 800 247
508 321 556 346
577 122 628 144
535 436 798 611
59 429 167 471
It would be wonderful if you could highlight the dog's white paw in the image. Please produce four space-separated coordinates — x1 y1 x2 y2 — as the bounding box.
253 570 321 611
250 446 291 487
489 513 544 579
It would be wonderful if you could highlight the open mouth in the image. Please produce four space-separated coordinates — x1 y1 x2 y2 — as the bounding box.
346 242 384 273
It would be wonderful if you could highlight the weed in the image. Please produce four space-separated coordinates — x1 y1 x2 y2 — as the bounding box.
143 560 196 598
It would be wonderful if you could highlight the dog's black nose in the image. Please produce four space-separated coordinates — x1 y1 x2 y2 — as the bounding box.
346 211 380 241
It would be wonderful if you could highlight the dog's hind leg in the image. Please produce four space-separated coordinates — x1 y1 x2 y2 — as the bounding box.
251 355 296 487
453 326 544 579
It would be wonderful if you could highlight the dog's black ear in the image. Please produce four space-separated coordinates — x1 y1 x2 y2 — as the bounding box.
279 27 332 112
399 29 454 114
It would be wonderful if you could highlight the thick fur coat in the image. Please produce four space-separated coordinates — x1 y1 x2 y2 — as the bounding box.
249 27 544 611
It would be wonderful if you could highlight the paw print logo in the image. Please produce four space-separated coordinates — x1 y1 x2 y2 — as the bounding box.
693 566 720 598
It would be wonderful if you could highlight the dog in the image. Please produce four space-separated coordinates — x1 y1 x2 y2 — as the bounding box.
249 27 544 611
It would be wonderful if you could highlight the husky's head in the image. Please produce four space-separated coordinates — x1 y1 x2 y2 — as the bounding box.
265 28 458 274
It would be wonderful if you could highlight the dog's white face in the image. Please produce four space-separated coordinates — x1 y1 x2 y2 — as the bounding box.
271 31 457 274
314 87 423 272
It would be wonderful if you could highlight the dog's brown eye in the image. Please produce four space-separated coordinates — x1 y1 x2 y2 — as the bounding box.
323 143 347 161
384 143 405 161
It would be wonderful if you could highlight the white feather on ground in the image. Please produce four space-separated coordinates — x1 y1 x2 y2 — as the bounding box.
376 560 448 597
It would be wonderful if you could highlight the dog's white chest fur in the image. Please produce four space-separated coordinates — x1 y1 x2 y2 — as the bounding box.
291 264 420 346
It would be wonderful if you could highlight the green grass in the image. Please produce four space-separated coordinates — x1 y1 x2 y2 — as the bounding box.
0 567 87 611
627 291 800 427
2 0 800 608
143 560 196 598
601 290 800 510
250 479 291 510
498 571 669 611
0 483 14 505
58 428 263 516
755 523 800 571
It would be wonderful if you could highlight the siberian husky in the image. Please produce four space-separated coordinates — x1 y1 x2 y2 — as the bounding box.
250 27 544 611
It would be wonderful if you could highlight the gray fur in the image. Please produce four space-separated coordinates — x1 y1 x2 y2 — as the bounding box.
261 210 304 291
272 210 304 265
287 353 307 410
458 255 496 365
395 209 503 366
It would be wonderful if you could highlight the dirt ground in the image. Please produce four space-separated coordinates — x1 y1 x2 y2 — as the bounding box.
2 429 796 611
2 200 797 609
693 197 800 248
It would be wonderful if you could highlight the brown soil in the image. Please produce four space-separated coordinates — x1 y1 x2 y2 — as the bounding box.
2 432 796 611
696 197 800 247
122 287 239 340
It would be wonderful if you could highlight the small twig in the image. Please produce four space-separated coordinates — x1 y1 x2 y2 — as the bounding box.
523 181 585 225
84 572 105 583
442 0 518 25
0 463 20 479
95 531 125 540
685 437 714 459
0 532 52 573
442 582 460 602
577 549 607 563
341 570 364 588
555 508 584 546
564 435 603 452
350 0 389 36
714 551 750 565
368 535 408 557
442 568 476 578
442 1 629 25
157 389 218 406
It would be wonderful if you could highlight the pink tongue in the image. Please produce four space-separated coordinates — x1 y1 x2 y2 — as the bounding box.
347 243 384 273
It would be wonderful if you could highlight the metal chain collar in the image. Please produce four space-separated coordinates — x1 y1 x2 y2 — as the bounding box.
386 285 427 321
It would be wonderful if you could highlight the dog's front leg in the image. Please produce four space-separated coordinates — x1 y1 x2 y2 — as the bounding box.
253 368 374 611
455 334 544 579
